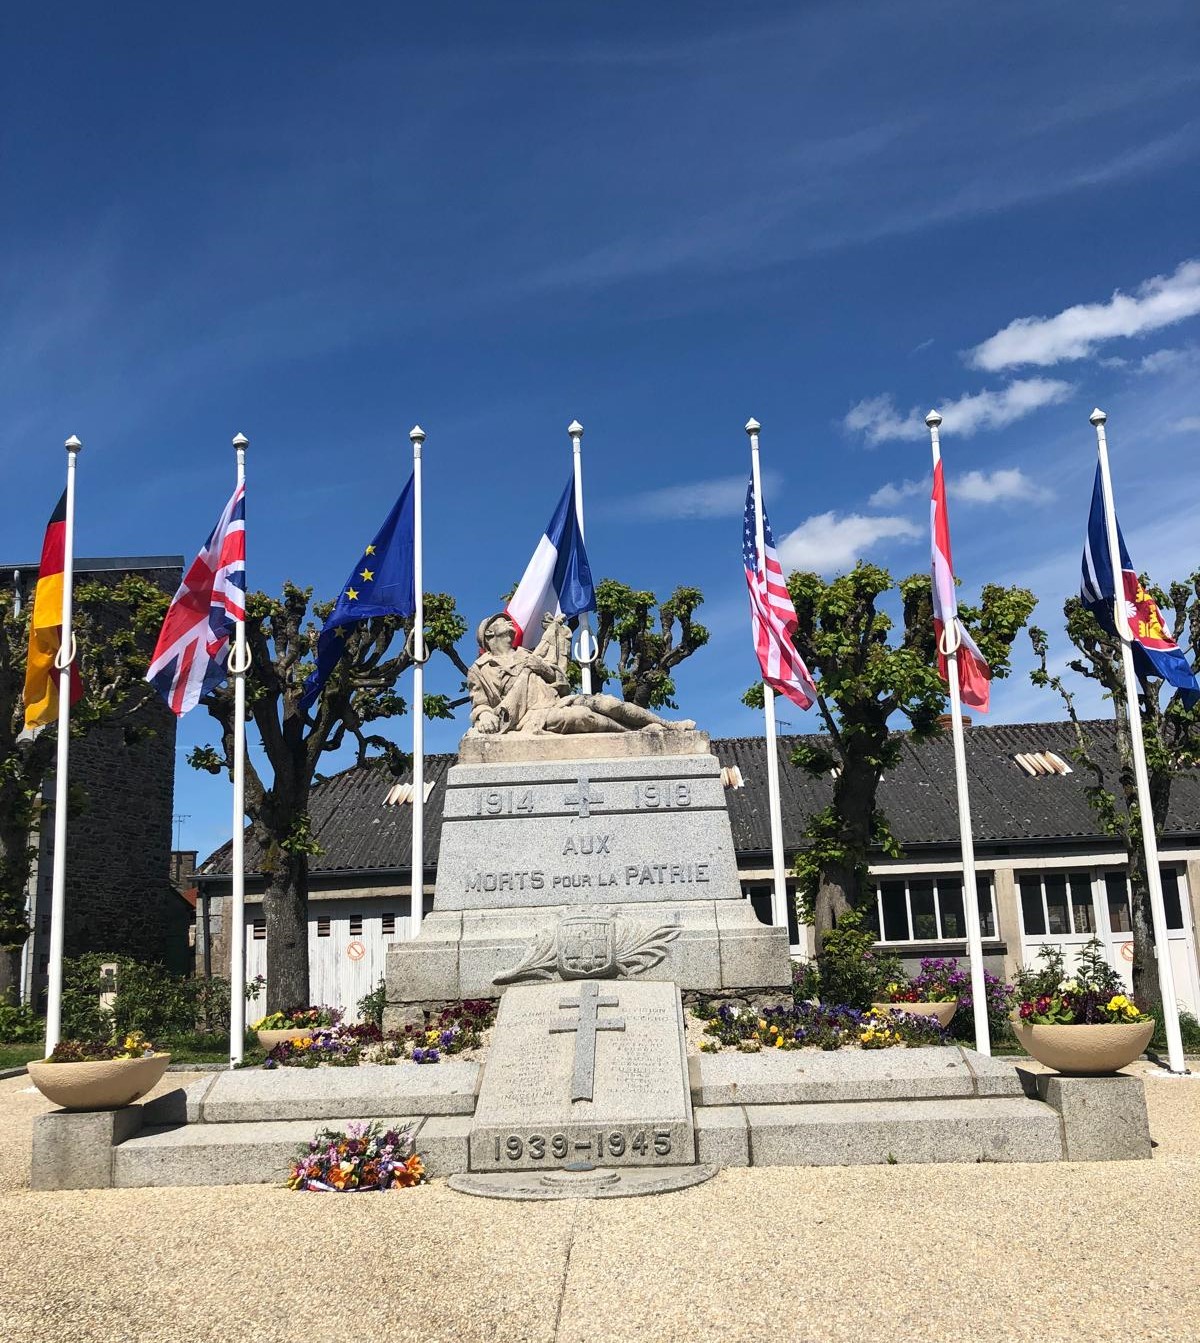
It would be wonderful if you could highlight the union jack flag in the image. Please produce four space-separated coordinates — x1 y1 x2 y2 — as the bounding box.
743 477 816 710
146 482 246 716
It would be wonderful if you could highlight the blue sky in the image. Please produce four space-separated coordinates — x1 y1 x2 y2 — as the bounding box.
3 2 1200 862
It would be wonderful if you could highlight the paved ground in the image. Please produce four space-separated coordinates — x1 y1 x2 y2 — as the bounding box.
2 1063 1199 1343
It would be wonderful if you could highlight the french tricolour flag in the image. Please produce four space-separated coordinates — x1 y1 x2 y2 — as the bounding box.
931 461 991 712
146 482 246 716
505 476 596 647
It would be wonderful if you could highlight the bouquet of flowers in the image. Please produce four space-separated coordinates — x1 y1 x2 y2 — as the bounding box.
879 958 966 1005
49 1031 158 1063
1015 939 1151 1025
253 1006 343 1032
287 1121 426 1192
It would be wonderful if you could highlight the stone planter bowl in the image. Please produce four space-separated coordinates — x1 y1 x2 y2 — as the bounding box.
871 1000 958 1028
1010 1018 1155 1074
27 1054 171 1111
256 1027 315 1052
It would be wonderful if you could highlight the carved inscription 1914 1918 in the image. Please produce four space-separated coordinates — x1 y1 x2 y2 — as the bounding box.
468 980 695 1172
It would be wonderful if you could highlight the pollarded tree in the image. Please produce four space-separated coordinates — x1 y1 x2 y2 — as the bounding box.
0 574 170 1001
746 563 1036 940
589 580 709 709
1030 576 1200 1009
191 584 466 1011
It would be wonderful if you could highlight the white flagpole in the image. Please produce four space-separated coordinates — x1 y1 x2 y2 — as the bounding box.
409 425 427 939
569 419 595 695
926 411 990 1056
746 418 789 934
228 433 249 1068
1091 407 1187 1074
43 434 82 1057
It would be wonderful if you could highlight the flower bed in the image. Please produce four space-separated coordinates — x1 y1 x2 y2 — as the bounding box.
691 1000 950 1052
263 1000 496 1068
288 1121 426 1191
1014 940 1152 1027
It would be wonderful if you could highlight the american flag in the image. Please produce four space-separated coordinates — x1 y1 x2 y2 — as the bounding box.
146 482 246 716
743 477 816 710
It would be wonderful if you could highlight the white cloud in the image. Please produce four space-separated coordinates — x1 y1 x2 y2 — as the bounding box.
970 259 1200 371
775 512 921 574
845 378 1073 446
870 468 1052 508
1168 415 1200 434
614 474 759 520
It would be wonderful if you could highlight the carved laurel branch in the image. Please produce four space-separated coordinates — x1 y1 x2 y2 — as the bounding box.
492 925 559 985
612 921 682 974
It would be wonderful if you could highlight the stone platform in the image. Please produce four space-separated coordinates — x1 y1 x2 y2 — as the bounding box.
28 1044 1154 1191
385 743 791 1018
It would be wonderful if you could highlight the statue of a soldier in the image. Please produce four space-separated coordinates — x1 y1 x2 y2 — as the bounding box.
466 611 694 737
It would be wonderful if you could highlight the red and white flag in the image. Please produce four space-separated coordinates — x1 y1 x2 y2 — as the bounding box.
743 478 817 710
931 461 990 712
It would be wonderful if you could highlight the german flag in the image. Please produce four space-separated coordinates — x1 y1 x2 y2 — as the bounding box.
23 491 83 729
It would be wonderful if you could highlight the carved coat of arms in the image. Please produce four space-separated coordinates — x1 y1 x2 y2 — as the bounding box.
493 910 680 986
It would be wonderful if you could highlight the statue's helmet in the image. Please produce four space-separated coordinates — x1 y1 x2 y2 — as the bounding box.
477 612 516 651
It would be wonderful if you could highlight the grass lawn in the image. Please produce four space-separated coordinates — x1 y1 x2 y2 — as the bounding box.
0 1038 267 1069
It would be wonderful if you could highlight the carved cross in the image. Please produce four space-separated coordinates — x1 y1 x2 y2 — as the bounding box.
563 774 604 819
549 980 625 1102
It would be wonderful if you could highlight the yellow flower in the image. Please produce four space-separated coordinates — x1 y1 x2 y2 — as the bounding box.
774 1035 785 1047
769 1024 779 1035
757 1019 767 1030
1106 995 1130 1012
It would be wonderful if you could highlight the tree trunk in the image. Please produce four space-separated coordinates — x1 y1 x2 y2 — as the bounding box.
263 849 310 1012
0 807 33 1007
0 948 21 1005
813 867 853 944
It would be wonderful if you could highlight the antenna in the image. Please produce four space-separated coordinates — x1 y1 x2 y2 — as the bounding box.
172 813 190 850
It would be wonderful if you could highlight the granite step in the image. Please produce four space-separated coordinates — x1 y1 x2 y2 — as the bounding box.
696 1096 1064 1167
146 1062 480 1127
113 1114 471 1187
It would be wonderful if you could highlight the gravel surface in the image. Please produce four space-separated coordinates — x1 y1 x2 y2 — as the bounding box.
2 1062 1199 1343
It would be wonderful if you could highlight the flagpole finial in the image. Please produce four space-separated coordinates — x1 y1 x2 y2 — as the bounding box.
745 418 761 435
925 410 942 429
409 425 426 444
567 420 583 437
232 433 248 449
64 435 82 452
1089 407 1107 426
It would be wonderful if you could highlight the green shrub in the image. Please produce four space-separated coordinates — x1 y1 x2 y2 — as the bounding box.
1151 1009 1200 1054
0 1002 42 1043
60 954 231 1042
815 909 903 1010
357 977 386 1027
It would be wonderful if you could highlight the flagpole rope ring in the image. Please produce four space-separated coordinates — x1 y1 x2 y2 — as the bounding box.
228 642 252 675
938 623 962 657
405 628 432 666
54 634 78 670
573 627 598 665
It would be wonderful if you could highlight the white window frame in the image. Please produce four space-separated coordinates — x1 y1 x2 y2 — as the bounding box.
873 872 999 946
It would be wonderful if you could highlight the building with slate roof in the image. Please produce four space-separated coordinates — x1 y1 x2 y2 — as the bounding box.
195 720 1200 1020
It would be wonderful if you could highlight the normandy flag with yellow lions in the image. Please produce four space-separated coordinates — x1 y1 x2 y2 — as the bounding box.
23 490 83 727
299 474 416 710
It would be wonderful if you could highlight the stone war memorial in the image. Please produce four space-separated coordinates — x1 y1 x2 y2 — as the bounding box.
30 608 1157 1199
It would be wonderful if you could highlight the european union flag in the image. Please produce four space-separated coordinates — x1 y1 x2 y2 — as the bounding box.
300 475 415 711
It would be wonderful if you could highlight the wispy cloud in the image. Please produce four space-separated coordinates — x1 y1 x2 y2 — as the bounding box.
775 512 921 574
1168 415 1200 434
868 467 1052 508
845 378 1073 446
609 473 768 521
970 259 1200 371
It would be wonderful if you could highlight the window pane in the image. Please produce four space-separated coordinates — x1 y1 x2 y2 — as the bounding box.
1019 876 1046 936
382 914 396 936
746 886 773 928
975 877 996 938
862 897 881 937
1044 874 1069 934
1105 873 1132 933
1160 868 1184 931
349 916 363 936
939 878 966 939
879 881 910 942
910 879 937 940
1069 874 1096 934
785 884 800 947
